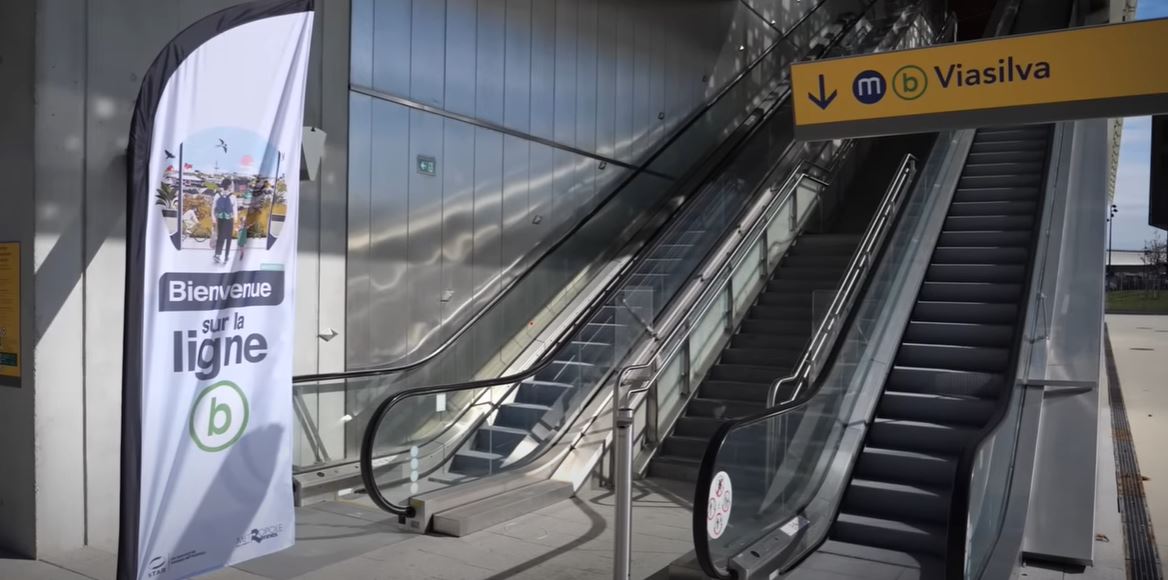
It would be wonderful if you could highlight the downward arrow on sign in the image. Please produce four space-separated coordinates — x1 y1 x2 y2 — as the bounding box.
808 74 837 110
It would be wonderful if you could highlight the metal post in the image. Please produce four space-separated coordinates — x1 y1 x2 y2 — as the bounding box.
613 405 635 580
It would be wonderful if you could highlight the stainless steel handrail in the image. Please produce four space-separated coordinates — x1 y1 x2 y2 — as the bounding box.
767 154 918 407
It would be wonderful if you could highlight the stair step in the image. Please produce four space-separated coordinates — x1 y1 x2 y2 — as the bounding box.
918 281 1022 304
932 246 1029 265
831 513 947 556
699 380 771 403
784 253 852 268
853 447 958 487
969 139 1047 154
842 479 950 524
903 321 1014 347
962 161 1045 177
739 318 808 336
926 263 1026 284
495 402 552 430
766 279 839 293
912 300 1018 324
674 416 725 438
816 540 947 578
793 234 862 253
887 366 1006 398
868 418 980 454
878 391 997 426
708 364 788 384
943 215 1034 231
948 200 1038 217
473 425 530 454
895 343 1010 373
937 229 1032 247
774 267 845 281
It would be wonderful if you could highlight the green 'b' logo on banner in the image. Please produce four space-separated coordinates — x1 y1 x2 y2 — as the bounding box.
189 381 249 452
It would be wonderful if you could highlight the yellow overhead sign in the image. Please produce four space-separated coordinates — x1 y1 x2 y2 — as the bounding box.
0 243 19 384
792 18 1168 139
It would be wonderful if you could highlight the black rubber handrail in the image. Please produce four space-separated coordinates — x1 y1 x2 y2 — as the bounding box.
356 3 888 519
291 0 836 385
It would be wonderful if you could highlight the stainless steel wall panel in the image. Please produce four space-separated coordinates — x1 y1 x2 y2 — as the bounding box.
554 0 579 150
368 100 412 366
595 0 618 160
528 141 555 235
473 128 505 307
347 93 375 368
411 0 446 107
500 135 533 287
575 0 599 216
446 0 479 118
352 0 374 86
503 0 533 132
530 0 557 140
614 4 635 163
373 0 411 97
476 0 507 125
632 6 652 160
647 11 666 148
407 109 445 358
442 120 477 327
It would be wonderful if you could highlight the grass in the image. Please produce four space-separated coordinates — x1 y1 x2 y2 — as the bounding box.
1106 290 1168 314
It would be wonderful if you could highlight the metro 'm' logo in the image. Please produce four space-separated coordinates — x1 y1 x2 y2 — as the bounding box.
934 57 1051 88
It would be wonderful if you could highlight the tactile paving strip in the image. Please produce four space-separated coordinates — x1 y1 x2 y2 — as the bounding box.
1105 327 1164 580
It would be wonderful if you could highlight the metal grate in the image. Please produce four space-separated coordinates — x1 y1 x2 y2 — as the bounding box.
1105 326 1165 580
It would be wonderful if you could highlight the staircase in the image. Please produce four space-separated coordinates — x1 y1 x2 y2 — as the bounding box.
649 233 860 482
825 125 1049 569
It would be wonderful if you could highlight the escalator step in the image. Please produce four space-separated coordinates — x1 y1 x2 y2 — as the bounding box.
661 435 710 460
853 447 958 487
952 187 1039 204
685 397 759 420
648 456 700 482
698 380 772 403
957 174 1042 189
976 127 1049 141
730 333 807 351
886 366 1005 399
842 479 951 524
766 279 840 293
747 305 815 321
515 380 574 406
903 320 1015 347
449 449 506 476
918 282 1022 304
773 267 846 281
962 161 1045 177
943 214 1034 231
912 300 1018 324
948 200 1038 217
926 263 1026 283
831 513 947 556
721 348 800 367
783 253 853 268
969 139 1047 154
473 425 531 455
868 418 979 454
708 364 788 384
932 246 1029 264
965 149 1045 165
878 391 997 426
895 343 1010 373
937 230 1031 247
495 402 552 430
757 290 814 307
674 416 724 439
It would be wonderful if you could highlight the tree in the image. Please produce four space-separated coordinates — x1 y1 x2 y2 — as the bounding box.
1141 232 1166 297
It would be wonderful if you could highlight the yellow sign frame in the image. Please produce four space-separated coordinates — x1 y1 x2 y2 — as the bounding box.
792 18 1168 139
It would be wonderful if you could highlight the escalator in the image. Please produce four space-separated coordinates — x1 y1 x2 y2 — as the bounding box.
347 0 953 534
819 125 1050 570
689 123 1056 579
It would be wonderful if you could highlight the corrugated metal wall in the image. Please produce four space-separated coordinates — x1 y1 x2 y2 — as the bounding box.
346 0 783 369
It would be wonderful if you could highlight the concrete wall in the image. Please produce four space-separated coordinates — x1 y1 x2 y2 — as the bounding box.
16 0 350 557
0 0 38 559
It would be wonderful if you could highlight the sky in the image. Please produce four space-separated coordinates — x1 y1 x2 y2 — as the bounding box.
1111 0 1168 250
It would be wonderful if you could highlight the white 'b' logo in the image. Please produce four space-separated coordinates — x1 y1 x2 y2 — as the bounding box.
189 381 249 452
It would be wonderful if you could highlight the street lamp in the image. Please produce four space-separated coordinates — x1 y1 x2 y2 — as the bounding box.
1107 204 1118 270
